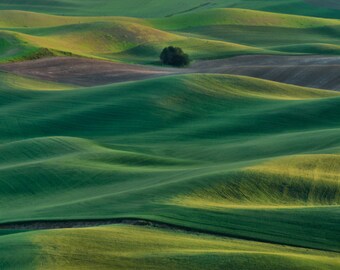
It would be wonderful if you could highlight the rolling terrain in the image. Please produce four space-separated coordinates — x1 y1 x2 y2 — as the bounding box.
0 0 340 18
2 55 340 90
0 1 339 270
1 8 340 63
0 74 339 268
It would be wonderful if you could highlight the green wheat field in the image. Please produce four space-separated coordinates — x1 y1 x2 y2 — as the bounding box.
0 1 339 269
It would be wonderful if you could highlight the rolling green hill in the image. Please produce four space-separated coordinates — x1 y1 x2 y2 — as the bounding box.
1 9 340 63
151 8 340 30
152 9 340 57
0 1 339 269
0 71 74 90
0 10 268 62
0 75 339 259
0 0 339 18
1 225 339 269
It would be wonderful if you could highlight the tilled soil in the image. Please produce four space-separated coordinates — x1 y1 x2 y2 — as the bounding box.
1 55 340 90
190 55 340 90
0 57 176 86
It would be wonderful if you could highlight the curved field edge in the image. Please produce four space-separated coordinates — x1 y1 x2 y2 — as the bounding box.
169 154 340 209
0 71 76 90
0 225 339 270
1 9 340 63
0 9 338 28
0 74 339 251
0 0 339 18
0 2 339 269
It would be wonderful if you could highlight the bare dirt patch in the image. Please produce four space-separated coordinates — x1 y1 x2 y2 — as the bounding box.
0 57 175 86
190 55 340 90
1 55 340 90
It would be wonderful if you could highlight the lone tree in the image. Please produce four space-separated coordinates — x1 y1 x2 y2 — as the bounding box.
160 46 190 67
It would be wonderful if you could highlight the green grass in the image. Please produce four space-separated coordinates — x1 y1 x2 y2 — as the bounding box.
0 2 340 269
0 31 40 62
0 0 339 18
172 154 340 209
0 8 339 64
0 74 339 257
0 71 75 90
0 12 267 63
151 8 340 30
151 9 340 57
1 225 339 270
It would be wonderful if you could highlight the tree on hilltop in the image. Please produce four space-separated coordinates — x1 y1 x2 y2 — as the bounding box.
160 46 190 67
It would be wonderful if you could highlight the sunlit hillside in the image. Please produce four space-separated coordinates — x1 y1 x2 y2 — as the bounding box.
0 1 339 269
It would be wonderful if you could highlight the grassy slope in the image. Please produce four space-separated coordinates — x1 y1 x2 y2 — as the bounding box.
1 225 339 270
151 9 340 56
0 2 339 269
151 8 340 30
0 71 75 90
0 31 42 62
0 74 339 255
0 9 340 63
0 0 339 18
0 10 270 63
172 154 340 209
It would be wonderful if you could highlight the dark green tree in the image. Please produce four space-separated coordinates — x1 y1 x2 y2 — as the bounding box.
160 46 190 67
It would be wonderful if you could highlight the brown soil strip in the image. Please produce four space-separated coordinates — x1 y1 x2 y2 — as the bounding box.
0 57 176 87
1 55 340 90
190 55 340 90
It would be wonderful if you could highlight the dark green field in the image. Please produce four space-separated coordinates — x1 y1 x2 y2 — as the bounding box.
0 1 339 269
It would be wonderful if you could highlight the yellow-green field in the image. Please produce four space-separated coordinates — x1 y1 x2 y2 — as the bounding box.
1 8 340 63
0 1 339 269
1 225 339 270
